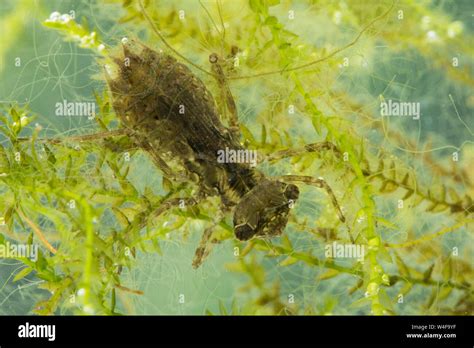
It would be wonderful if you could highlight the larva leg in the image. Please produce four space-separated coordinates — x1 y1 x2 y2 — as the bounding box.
17 128 129 145
130 197 201 232
192 209 226 269
192 224 216 269
263 141 341 163
209 53 240 141
274 175 345 224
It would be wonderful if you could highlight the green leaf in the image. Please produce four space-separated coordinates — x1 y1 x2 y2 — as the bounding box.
267 0 280 6
43 144 57 165
348 279 363 295
13 267 33 282
280 234 292 250
112 207 130 227
399 282 413 296
401 173 409 185
412 194 424 207
425 287 437 310
260 124 267 145
248 0 265 14
278 42 291 50
270 129 283 146
240 124 256 145
448 188 461 203
375 216 397 230
428 203 449 213
226 262 244 273
151 238 162 255
27 232 34 245
4 206 14 227
311 114 321 134
379 180 397 193
437 286 453 302
402 189 414 200
264 16 278 26
389 161 396 180
423 263 434 281
10 106 20 122
218 300 227 315
379 289 394 312
231 299 239 315
162 177 173 192
279 256 298 266
378 246 393 263
377 159 384 172
317 269 340 281
349 296 371 309
35 251 49 272
394 252 410 276
442 257 452 280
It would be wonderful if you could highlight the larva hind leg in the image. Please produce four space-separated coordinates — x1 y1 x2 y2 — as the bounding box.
209 52 241 142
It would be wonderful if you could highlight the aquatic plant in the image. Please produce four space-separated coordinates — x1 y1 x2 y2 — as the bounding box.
0 0 472 315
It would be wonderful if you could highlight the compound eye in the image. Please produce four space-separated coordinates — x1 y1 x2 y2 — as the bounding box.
209 53 219 64
230 45 239 56
284 184 299 200
234 223 255 241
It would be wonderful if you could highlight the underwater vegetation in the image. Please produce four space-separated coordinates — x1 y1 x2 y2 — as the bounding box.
0 0 472 315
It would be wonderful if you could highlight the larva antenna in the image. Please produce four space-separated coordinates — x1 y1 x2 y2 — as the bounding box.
138 0 395 80
138 0 216 77
229 0 396 80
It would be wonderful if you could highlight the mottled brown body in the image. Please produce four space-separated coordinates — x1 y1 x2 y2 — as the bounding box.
105 42 299 243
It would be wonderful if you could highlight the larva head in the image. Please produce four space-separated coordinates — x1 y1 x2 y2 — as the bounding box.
233 180 299 241
103 40 171 127
105 41 154 92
